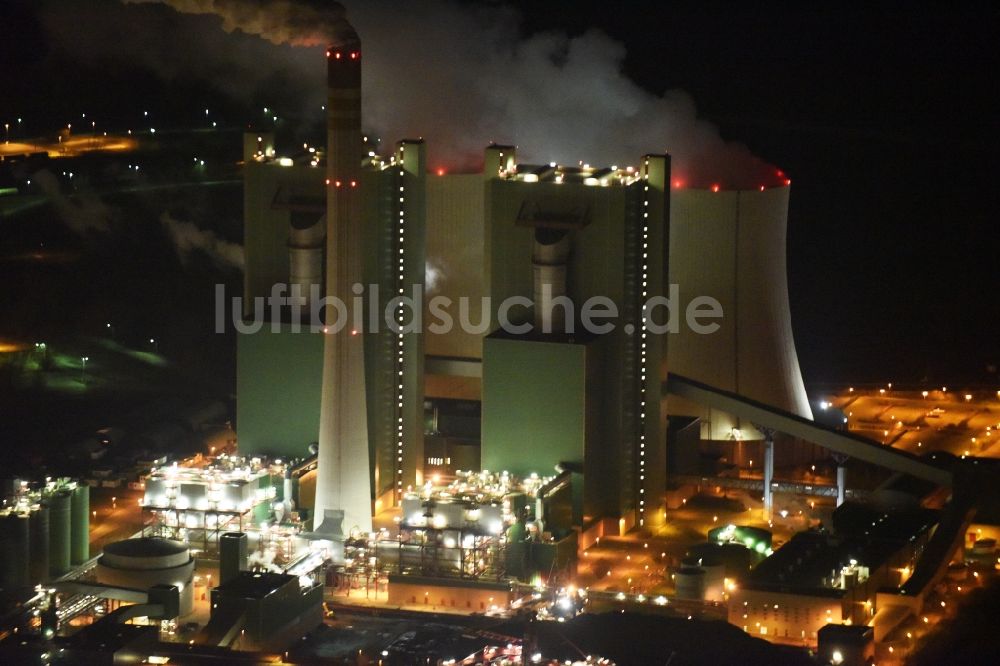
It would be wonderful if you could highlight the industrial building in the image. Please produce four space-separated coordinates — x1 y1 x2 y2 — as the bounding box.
0 525 323 663
3 7 990 665
238 112 811 542
139 454 290 551
308 470 576 609
232 12 849 565
199 570 323 652
728 501 938 645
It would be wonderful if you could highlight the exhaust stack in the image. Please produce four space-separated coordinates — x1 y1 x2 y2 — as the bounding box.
314 24 373 534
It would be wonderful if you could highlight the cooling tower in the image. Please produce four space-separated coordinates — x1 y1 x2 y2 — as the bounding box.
665 185 812 439
314 23 373 533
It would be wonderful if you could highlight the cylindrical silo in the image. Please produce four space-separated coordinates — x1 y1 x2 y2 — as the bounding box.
71 484 90 564
0 513 30 590
28 504 50 585
47 490 72 577
697 555 726 601
96 538 195 616
674 565 707 600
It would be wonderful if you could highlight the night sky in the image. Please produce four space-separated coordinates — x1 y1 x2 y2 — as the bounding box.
2 1 998 387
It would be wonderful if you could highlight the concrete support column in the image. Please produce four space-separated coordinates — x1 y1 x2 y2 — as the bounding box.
837 465 846 506
763 434 774 518
834 454 848 506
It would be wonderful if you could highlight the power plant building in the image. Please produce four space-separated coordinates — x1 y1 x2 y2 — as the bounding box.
236 19 814 540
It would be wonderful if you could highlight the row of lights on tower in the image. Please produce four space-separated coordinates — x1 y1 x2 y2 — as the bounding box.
638 158 651 527
396 148 407 499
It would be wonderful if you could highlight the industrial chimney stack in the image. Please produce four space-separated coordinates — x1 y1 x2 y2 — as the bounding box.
313 24 373 534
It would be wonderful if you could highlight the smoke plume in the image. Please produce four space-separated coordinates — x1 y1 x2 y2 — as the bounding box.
347 2 780 186
42 0 780 187
121 0 354 46
159 212 245 270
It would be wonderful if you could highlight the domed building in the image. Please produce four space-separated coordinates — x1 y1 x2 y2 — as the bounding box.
95 537 195 616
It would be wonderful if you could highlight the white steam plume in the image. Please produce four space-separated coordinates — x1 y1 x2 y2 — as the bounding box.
425 258 444 296
55 0 780 186
348 2 780 186
160 212 245 270
121 0 355 46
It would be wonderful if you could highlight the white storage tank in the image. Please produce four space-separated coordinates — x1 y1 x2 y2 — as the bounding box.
96 537 195 616
696 555 726 601
674 565 707 600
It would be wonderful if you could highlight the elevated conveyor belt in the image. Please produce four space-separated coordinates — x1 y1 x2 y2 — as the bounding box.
665 374 952 487
899 499 975 596
668 473 867 500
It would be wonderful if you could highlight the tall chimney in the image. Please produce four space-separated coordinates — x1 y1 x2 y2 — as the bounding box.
314 23 373 534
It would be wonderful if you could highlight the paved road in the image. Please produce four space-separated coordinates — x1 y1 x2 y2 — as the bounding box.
831 390 1000 459
89 487 145 555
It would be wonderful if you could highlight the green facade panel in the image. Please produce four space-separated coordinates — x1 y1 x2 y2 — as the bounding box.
481 336 587 478
236 326 324 459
